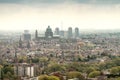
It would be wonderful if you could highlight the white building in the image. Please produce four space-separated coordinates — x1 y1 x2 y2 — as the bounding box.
22 77 38 80
14 63 34 77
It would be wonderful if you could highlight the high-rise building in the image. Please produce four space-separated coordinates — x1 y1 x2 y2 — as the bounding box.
68 27 73 38
23 30 31 41
75 27 79 38
54 27 60 35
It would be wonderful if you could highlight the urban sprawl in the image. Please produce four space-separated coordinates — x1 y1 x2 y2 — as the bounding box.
0 26 120 80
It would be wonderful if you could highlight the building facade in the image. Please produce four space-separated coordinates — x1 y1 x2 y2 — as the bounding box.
35 26 59 40
54 27 60 35
75 27 79 38
45 26 53 39
68 27 73 38
14 63 34 77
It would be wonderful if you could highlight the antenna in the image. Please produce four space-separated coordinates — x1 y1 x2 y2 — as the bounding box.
61 21 63 30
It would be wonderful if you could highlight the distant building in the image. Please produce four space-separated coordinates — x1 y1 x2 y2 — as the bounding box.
23 30 31 41
22 77 38 80
75 27 79 38
35 30 38 40
27 41 31 49
63 31 68 39
59 30 65 38
35 26 59 40
19 36 23 48
14 63 34 77
68 27 73 38
45 26 53 39
54 27 60 35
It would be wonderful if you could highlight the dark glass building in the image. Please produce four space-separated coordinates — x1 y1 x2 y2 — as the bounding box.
68 27 73 38
75 27 79 38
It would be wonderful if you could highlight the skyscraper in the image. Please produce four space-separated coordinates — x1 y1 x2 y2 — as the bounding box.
68 27 73 38
75 27 79 38
54 27 60 35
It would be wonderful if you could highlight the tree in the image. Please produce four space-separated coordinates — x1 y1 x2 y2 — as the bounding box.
2 65 15 79
88 71 101 78
113 59 120 66
51 72 64 80
0 65 3 68
116 77 120 80
86 67 96 75
39 57 48 66
32 58 39 63
38 75 60 80
110 66 120 75
48 76 60 80
38 75 48 80
66 71 85 80
46 64 65 73
3 66 14 74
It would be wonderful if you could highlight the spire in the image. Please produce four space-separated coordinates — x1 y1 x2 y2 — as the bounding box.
15 48 17 60
14 47 18 75
19 36 22 48
35 30 38 40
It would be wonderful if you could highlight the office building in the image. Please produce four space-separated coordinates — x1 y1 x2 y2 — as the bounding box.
75 27 79 38
68 27 73 38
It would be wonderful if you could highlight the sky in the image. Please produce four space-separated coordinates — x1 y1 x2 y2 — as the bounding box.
0 0 120 31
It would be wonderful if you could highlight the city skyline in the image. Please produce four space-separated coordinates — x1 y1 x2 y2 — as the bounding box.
0 0 120 30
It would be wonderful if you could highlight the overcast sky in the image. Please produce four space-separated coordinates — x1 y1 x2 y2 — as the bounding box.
0 0 120 31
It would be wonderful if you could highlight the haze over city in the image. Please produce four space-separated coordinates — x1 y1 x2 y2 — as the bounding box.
1 1 120 80
0 0 120 31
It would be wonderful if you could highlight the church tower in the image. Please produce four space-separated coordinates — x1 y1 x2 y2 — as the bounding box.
19 36 22 48
35 30 38 40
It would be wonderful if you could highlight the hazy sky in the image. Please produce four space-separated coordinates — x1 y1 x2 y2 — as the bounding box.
0 0 120 31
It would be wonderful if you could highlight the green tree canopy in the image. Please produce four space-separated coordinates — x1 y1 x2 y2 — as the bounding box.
38 75 60 80
110 66 120 75
66 71 85 80
86 67 96 75
46 63 65 73
88 71 101 78
0 65 3 68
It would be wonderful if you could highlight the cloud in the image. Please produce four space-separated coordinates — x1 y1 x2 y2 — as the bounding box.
0 0 120 30
0 0 64 4
0 0 120 5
